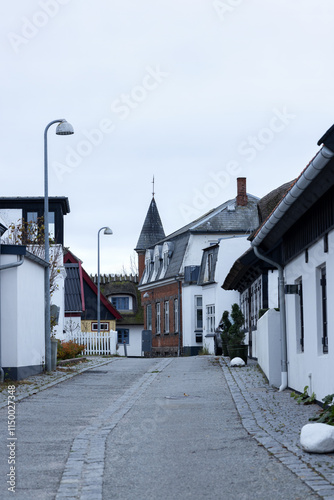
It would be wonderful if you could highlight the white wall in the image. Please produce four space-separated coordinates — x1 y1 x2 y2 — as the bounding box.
285 230 334 401
201 236 251 354
1 253 45 372
256 309 281 388
118 325 142 357
181 283 198 349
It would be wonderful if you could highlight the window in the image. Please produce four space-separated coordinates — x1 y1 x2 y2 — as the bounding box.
319 266 328 354
143 249 153 283
295 278 304 353
164 301 169 333
111 296 130 310
48 211 55 240
203 253 215 282
174 298 178 332
27 212 38 224
117 329 129 344
27 212 38 241
147 304 152 330
91 322 109 331
163 252 169 272
206 304 215 334
152 245 162 280
251 277 262 328
195 296 203 330
208 253 213 280
156 302 161 334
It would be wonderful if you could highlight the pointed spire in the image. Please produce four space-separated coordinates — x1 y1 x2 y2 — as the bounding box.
135 197 165 252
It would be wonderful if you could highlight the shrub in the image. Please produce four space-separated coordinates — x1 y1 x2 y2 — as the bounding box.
57 340 86 360
290 385 316 405
219 304 245 347
310 393 334 425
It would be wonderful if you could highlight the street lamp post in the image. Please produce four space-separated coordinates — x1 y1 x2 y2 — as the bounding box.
97 227 113 335
44 119 74 372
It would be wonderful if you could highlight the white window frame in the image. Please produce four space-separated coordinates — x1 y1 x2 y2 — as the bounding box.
195 296 203 331
147 304 152 331
156 302 161 334
91 322 109 331
174 298 178 332
164 301 169 333
206 304 215 334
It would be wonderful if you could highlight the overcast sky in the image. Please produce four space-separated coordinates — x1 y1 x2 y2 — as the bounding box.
1 1 333 275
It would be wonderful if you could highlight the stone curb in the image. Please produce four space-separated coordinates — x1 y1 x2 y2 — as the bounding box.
219 357 334 500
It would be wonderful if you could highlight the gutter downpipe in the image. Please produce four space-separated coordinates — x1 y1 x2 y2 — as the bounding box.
250 144 334 392
251 244 287 391
0 255 25 383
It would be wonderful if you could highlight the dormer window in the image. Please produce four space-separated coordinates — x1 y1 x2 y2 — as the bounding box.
152 245 162 280
161 241 174 278
142 249 153 283
111 296 132 311
199 246 218 285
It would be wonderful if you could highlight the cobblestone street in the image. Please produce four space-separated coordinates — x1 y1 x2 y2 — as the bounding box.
0 356 333 499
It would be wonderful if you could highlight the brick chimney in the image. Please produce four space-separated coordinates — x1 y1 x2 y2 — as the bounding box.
236 177 247 206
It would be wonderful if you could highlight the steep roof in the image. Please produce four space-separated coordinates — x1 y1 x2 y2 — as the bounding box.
139 191 260 287
135 197 165 251
102 280 144 326
153 194 260 243
64 250 122 320
64 263 84 313
257 180 296 225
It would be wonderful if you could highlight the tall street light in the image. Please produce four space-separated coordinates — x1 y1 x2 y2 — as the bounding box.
97 227 113 335
44 119 74 372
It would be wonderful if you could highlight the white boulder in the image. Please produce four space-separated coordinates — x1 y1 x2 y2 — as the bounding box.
300 423 334 453
230 357 245 367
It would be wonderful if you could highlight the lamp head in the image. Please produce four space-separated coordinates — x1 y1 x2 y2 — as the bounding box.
104 227 113 235
56 120 74 136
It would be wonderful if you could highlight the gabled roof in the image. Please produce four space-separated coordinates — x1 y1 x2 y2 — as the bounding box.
139 191 260 287
158 194 259 241
64 250 122 319
135 197 165 251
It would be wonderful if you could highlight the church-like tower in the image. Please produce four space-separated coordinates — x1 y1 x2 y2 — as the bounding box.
135 196 165 280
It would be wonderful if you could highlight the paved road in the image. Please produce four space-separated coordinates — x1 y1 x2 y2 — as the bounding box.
0 357 319 499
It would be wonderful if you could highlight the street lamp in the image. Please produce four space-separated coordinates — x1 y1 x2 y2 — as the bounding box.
97 227 113 335
44 119 74 372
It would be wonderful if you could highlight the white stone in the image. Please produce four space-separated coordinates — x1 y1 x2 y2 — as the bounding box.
300 423 334 453
230 357 245 367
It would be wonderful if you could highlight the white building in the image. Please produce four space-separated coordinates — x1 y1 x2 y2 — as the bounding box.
0 242 46 379
224 123 334 401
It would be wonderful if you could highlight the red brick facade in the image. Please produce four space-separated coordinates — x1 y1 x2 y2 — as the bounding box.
141 281 182 356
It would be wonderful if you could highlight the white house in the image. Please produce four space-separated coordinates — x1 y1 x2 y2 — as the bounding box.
0 243 46 380
224 123 334 401
99 275 144 357
0 196 70 344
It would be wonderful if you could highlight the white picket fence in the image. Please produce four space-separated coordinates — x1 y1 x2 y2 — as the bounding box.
67 330 118 356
